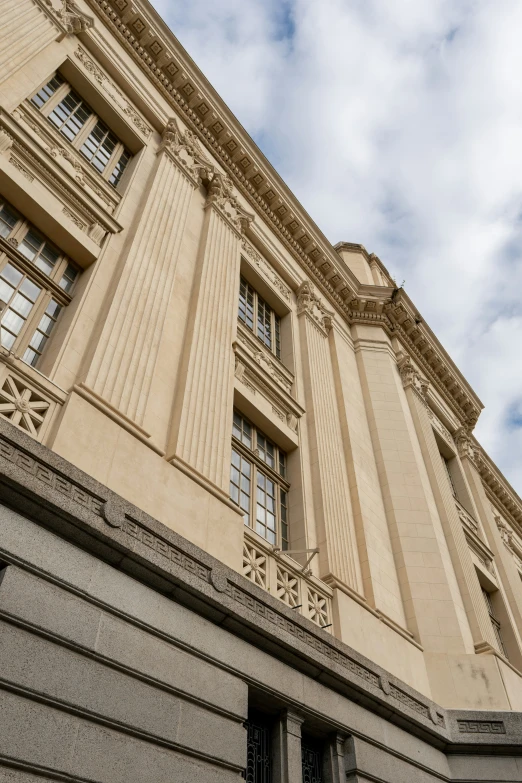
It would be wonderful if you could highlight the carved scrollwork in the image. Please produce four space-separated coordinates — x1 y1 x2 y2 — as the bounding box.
205 171 254 234
161 117 214 183
43 0 95 33
296 281 333 335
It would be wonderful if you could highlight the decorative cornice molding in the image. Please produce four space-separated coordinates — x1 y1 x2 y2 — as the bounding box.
296 281 333 335
454 428 478 465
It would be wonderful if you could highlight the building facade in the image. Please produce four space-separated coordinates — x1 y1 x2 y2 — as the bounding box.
0 0 522 780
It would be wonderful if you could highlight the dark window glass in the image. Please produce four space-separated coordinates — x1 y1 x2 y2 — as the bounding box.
244 717 271 783
0 264 41 350
239 276 254 330
80 121 118 173
0 203 19 238
109 149 130 187
31 73 64 109
257 295 272 350
301 737 323 783
23 298 61 367
59 263 78 293
18 229 60 276
49 90 92 142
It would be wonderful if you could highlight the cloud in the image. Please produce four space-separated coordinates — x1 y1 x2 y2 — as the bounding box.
151 0 522 493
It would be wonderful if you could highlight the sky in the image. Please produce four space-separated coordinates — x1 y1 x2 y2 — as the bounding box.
150 0 522 494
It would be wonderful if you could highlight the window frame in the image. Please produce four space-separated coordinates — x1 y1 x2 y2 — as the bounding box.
30 73 131 190
230 410 290 550
0 198 79 367
238 275 282 360
482 587 508 658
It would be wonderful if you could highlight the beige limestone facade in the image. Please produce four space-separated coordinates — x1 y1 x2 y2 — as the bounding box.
1 1 522 780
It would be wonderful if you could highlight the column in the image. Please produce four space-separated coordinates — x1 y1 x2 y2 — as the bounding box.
398 358 496 651
272 709 304 783
85 119 203 429
353 324 468 652
0 0 58 85
298 282 362 593
169 172 253 491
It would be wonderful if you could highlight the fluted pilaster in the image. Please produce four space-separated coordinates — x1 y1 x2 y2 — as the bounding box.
298 282 362 593
0 0 57 84
86 121 202 427
171 173 253 490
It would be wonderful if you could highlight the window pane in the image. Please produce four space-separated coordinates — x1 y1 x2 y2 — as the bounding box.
0 329 15 349
80 121 118 174
18 229 42 261
238 276 254 330
1 264 22 287
19 278 41 301
109 149 130 187
49 91 92 141
257 295 272 350
0 203 19 238
230 448 251 526
23 348 39 366
11 293 33 317
2 309 24 335
0 279 15 303
31 73 64 109
59 263 78 293
275 314 281 359
22 298 61 367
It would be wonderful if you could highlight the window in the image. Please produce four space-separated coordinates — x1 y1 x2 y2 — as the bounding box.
230 411 289 549
244 715 272 783
239 276 281 359
0 197 79 367
482 587 507 657
31 74 131 189
301 737 323 783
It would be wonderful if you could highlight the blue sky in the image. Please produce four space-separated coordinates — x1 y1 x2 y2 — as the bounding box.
151 0 522 494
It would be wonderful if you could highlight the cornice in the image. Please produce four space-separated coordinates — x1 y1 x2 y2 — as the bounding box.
78 0 486 435
471 436 522 534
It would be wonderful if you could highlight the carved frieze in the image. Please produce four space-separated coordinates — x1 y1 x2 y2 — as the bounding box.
296 281 333 335
74 47 151 137
241 240 291 302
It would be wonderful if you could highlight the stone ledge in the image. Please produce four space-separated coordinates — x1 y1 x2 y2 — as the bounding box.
0 418 519 752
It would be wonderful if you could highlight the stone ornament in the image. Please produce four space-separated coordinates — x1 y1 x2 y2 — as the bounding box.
296 280 333 335
205 171 254 235
43 0 94 33
161 117 214 183
101 498 126 528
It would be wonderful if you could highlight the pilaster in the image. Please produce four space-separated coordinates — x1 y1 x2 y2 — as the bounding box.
271 708 304 783
323 732 347 783
397 357 494 653
85 119 204 436
0 0 58 87
169 172 254 492
457 432 522 657
353 325 468 654
297 282 363 594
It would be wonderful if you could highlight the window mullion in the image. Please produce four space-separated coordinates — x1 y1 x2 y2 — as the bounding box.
14 290 50 356
38 83 69 118
104 142 124 181
74 114 98 150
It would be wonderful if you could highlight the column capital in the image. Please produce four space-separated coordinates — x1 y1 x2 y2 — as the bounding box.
454 427 478 464
160 117 214 185
296 280 333 335
205 171 254 235
48 0 95 33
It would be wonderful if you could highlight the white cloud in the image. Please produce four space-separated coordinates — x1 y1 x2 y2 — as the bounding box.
151 0 522 492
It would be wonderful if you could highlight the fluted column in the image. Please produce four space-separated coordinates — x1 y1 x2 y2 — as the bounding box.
298 282 362 593
86 119 205 430
0 0 59 85
169 173 254 491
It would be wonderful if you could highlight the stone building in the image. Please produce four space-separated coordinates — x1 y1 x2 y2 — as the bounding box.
0 0 521 780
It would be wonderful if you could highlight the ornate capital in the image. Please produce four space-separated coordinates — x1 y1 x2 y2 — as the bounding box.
454 427 477 463
205 171 254 234
494 514 514 548
44 0 95 33
161 117 214 184
296 281 333 335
